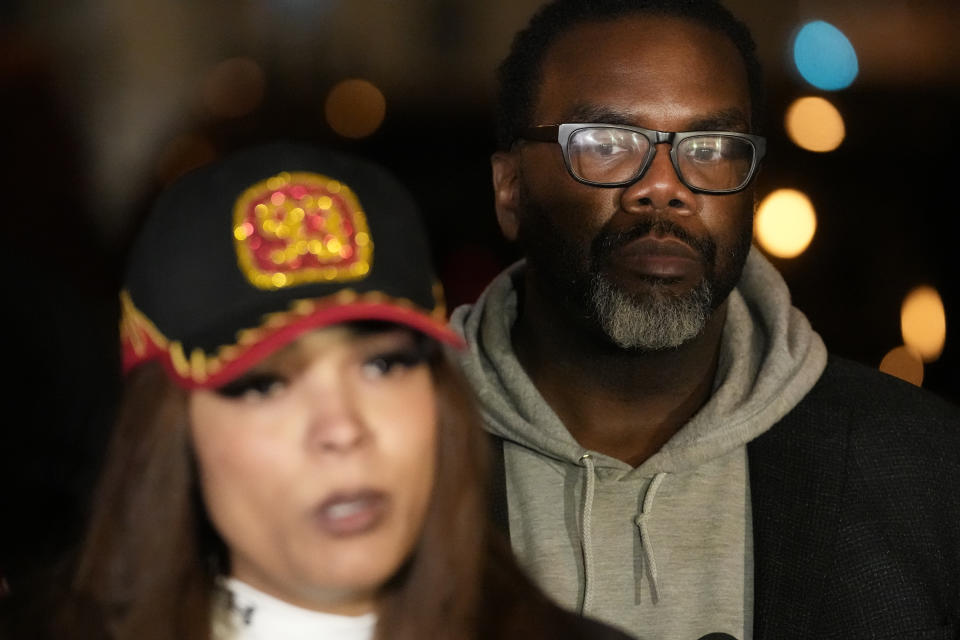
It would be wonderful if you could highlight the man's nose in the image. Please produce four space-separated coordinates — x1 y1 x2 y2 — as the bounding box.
620 143 697 215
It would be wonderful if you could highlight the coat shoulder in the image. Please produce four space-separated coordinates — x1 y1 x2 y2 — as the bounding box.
786 354 960 448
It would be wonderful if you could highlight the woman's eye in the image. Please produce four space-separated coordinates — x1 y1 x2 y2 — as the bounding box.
215 374 287 400
361 348 426 379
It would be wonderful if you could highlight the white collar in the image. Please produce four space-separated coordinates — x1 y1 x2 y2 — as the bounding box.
215 577 377 640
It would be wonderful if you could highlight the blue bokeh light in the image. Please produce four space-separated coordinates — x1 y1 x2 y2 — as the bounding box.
792 20 859 91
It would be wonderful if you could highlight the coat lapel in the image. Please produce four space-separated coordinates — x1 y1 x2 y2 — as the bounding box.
748 399 849 640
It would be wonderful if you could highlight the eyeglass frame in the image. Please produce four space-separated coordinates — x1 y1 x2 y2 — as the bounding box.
515 123 767 194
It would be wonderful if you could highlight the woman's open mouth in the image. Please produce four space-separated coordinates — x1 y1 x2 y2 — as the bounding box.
313 490 389 537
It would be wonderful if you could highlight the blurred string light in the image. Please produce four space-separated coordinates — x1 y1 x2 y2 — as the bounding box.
792 20 859 90
785 96 845 152
878 345 924 386
202 57 266 119
262 0 339 14
901 285 947 362
325 79 386 139
754 189 817 258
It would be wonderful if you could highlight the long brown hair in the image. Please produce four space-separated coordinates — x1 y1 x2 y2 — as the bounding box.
55 338 492 640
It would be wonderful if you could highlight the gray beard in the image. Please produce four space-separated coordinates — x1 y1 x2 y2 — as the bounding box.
512 173 749 353
589 273 714 350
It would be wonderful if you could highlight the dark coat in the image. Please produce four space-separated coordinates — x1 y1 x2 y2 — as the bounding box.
749 356 959 639
490 356 960 640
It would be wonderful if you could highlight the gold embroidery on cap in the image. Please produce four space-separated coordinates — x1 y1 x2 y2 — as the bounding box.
234 172 374 290
170 341 190 377
119 290 169 356
122 290 447 386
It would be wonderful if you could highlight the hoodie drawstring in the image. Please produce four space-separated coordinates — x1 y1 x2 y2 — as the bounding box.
578 453 597 614
635 471 666 603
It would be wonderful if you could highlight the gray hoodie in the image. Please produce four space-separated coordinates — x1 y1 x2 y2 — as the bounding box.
450 247 827 640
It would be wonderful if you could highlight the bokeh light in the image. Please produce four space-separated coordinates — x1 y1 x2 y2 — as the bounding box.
202 57 265 119
325 79 386 139
754 189 817 258
878 345 924 387
785 96 846 152
901 285 947 362
792 20 859 90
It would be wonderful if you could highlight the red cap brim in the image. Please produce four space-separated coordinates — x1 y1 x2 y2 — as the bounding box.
123 301 465 390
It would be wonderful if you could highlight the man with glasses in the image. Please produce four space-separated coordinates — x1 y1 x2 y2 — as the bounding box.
451 1 960 639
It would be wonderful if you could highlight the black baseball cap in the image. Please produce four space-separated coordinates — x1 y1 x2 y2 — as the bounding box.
120 142 463 389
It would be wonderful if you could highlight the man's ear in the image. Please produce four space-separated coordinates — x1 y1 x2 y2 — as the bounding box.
491 150 521 242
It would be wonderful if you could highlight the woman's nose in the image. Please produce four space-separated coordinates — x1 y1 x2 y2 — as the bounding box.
304 384 368 453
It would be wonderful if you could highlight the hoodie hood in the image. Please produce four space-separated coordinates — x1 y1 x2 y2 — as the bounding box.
450 246 827 475
451 247 827 637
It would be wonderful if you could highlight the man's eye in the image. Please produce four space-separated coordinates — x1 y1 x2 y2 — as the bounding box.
593 142 626 157
686 139 725 163
583 132 627 155
690 148 717 163
361 348 427 379
215 374 287 400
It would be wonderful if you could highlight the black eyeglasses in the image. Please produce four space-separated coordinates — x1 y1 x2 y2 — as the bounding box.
516 123 766 194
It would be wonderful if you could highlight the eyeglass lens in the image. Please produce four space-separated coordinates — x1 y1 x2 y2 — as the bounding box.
567 127 755 191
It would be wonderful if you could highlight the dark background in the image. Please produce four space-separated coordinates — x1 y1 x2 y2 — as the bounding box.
2 0 958 589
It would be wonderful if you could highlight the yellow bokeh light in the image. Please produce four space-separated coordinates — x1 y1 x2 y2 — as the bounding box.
900 285 946 362
325 79 386 139
754 189 817 258
785 96 846 153
878 345 924 387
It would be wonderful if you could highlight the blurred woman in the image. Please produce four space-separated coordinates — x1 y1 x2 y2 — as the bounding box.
26 143 632 640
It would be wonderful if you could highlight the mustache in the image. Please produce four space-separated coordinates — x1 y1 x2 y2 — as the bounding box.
591 217 716 266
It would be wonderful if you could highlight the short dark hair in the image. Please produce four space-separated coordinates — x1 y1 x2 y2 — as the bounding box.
494 0 766 149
